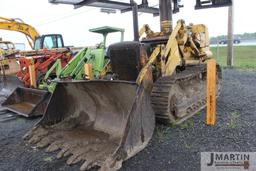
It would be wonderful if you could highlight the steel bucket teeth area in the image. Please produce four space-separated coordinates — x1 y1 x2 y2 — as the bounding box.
24 80 155 171
24 126 120 170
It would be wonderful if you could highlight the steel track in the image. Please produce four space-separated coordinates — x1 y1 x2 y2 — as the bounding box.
151 64 222 124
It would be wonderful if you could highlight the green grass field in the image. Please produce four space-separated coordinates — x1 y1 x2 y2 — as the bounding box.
211 46 256 68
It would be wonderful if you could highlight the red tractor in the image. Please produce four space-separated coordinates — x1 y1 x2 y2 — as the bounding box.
16 49 72 87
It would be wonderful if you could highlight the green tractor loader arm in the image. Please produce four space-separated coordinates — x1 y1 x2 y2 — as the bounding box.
2 26 124 117
39 26 124 93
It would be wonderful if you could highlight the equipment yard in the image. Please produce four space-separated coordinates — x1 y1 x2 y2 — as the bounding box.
1 0 255 170
1 68 255 171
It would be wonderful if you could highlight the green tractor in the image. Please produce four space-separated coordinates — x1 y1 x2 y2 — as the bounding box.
2 26 124 116
40 26 124 92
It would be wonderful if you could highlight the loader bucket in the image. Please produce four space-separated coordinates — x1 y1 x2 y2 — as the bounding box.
2 87 50 117
24 80 155 170
0 75 22 98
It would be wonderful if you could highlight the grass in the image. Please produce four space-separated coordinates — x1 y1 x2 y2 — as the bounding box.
155 126 170 142
211 45 256 68
43 156 54 162
171 118 195 130
184 142 192 149
16 118 25 123
227 111 241 129
155 118 195 142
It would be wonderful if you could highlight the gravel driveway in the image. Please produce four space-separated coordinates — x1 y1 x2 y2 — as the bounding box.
0 68 256 171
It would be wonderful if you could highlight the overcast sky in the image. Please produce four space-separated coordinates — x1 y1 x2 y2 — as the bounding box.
0 0 254 49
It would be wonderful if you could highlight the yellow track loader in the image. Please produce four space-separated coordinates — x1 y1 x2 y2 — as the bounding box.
25 0 224 170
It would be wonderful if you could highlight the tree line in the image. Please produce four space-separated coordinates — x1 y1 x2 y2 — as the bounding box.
210 32 256 44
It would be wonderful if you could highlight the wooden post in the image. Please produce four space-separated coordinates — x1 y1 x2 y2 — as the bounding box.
84 64 93 80
207 59 216 125
227 2 234 66
28 57 37 88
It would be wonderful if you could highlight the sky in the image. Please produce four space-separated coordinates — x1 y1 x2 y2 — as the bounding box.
0 0 255 49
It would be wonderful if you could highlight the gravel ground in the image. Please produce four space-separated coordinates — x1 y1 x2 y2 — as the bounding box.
0 68 256 171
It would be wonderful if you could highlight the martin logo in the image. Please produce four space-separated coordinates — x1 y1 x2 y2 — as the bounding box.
201 152 256 171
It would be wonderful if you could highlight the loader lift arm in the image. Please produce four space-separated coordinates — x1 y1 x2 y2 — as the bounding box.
39 26 125 92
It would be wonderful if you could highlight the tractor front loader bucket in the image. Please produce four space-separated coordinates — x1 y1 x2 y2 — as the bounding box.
0 75 22 104
0 75 22 96
24 80 155 171
2 87 50 117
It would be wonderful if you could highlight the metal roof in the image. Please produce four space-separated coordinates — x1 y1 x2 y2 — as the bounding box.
89 26 124 34
49 0 232 11
49 0 160 15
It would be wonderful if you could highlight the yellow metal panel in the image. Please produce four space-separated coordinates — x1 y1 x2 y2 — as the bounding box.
28 58 37 88
191 24 206 33
136 46 160 85
84 63 93 80
163 20 182 58
0 59 9 65
99 61 111 79
161 20 184 76
207 59 217 125
191 24 210 47
163 39 181 76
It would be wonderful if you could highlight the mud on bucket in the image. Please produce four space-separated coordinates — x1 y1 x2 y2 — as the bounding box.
24 80 155 171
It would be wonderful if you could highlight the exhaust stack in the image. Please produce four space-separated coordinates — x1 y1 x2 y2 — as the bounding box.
159 0 173 33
